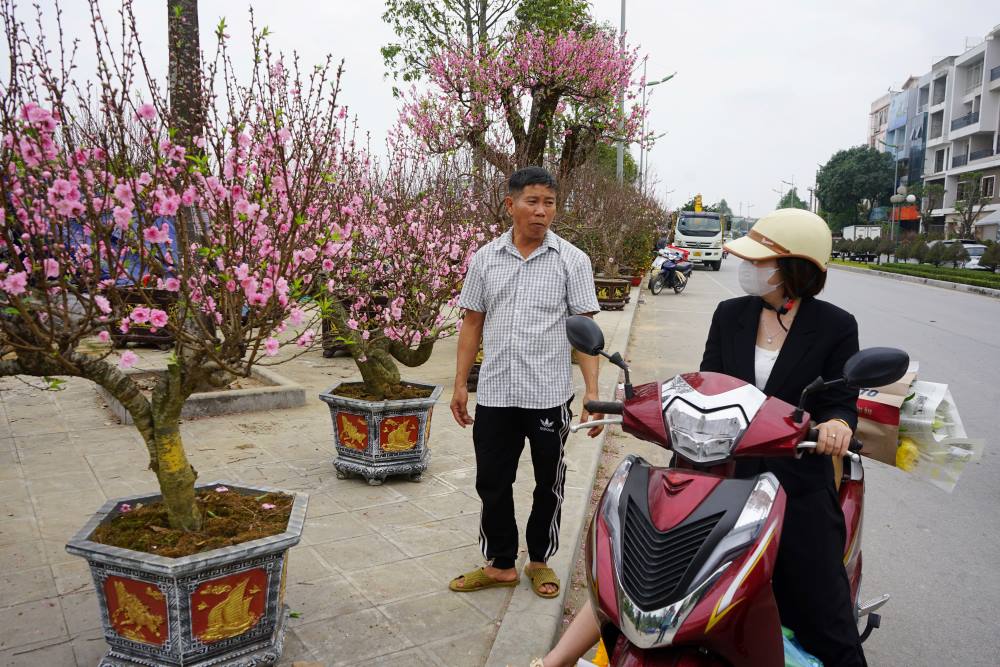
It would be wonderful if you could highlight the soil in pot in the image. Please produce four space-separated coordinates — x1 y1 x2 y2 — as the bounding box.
90 489 293 558
331 382 435 401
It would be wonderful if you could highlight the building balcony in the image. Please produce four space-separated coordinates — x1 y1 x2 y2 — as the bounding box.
952 155 968 168
969 147 995 162
951 111 979 131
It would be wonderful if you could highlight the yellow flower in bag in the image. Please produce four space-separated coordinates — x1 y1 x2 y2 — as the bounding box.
896 437 919 472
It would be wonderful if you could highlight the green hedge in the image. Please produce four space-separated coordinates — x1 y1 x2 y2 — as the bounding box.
876 263 1000 289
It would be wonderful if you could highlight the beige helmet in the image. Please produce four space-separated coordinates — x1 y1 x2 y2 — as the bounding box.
724 208 832 271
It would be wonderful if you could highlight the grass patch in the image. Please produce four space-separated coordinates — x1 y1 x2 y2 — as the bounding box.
831 258 874 269
875 263 1000 290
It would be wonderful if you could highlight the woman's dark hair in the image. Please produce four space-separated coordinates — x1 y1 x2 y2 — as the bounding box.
508 166 558 198
777 257 826 298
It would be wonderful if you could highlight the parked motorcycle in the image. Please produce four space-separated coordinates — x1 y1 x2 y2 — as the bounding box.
649 248 694 295
564 315 907 666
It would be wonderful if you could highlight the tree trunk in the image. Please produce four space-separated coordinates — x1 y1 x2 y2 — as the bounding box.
150 361 201 531
355 346 402 400
167 0 204 155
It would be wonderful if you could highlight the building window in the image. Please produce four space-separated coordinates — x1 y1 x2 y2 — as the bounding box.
983 175 996 200
966 63 983 94
934 150 945 172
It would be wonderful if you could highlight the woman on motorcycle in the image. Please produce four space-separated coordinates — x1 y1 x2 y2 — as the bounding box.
537 209 865 667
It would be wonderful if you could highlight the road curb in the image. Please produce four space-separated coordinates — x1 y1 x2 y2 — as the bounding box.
829 263 1000 299
484 287 643 667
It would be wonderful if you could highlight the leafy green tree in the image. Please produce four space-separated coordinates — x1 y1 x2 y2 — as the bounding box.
896 239 912 263
717 198 733 217
912 238 930 264
980 242 1000 272
926 242 945 267
944 243 969 268
515 0 591 34
777 187 808 210
815 146 894 231
591 142 637 183
953 171 991 238
876 236 896 264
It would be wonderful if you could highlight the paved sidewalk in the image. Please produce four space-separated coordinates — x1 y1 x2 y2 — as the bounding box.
0 297 637 667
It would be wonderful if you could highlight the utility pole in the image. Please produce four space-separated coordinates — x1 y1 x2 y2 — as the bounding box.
616 0 625 184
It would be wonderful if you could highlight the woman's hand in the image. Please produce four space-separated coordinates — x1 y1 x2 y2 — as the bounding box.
814 419 853 457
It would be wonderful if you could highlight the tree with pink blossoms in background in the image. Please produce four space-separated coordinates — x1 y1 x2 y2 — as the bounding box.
400 9 646 189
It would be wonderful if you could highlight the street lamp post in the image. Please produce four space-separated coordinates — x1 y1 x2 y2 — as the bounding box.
637 60 674 191
889 185 917 241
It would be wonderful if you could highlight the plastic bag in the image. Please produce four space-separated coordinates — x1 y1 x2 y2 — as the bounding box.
783 626 822 667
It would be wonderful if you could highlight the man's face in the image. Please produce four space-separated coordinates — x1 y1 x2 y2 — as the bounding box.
505 184 556 242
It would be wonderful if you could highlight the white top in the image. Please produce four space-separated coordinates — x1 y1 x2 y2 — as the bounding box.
754 345 780 391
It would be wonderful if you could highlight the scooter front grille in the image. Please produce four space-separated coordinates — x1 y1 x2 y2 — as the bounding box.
621 499 723 611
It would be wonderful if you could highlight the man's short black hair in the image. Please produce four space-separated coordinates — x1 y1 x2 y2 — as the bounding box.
508 166 558 198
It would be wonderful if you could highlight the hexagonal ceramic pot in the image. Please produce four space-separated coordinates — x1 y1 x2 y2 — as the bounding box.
65 481 308 667
318 380 442 485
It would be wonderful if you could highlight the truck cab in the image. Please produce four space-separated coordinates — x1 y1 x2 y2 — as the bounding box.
674 211 724 271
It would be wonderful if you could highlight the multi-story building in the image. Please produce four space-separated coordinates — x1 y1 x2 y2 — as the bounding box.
871 24 1000 241
868 92 891 150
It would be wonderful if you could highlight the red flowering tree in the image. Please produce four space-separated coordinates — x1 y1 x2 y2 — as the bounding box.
401 26 645 185
0 1 364 530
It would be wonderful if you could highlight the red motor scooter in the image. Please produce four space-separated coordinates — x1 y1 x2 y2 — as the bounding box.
565 316 907 666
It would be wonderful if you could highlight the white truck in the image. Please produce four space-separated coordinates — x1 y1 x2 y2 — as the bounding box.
673 211 724 271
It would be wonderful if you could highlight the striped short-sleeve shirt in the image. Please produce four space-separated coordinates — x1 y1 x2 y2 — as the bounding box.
458 229 599 409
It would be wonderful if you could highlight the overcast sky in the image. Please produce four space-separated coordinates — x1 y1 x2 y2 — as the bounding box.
8 1 998 216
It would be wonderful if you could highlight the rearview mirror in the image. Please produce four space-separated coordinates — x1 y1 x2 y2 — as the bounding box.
566 315 604 356
843 347 910 388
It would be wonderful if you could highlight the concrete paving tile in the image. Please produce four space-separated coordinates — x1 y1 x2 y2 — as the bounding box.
343 560 442 606
353 647 438 667
384 517 478 558
286 545 338 584
323 481 406 511
0 598 68 651
97 475 158 499
8 417 66 437
461 583 515 621
434 468 477 494
423 623 499 667
41 539 79 565
0 479 29 502
63 410 119 431
380 591 489 645
51 559 93 596
0 541 45 571
25 471 102 499
300 512 373 546
0 451 22 481
284 574 369 625
33 489 107 522
0 565 56 608
0 639 76 667
412 491 482 520
71 627 108 667
415 544 491 586
382 477 456 500
0 497 33 522
0 517 40 547
304 492 347 519
311 533 407 574
15 450 88 480
424 453 474 475
293 608 412 665
357 501 435 532
36 511 90 543
84 451 149 477
59 590 101 636
273 627 317 665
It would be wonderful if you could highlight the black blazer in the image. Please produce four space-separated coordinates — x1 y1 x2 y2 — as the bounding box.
700 295 859 497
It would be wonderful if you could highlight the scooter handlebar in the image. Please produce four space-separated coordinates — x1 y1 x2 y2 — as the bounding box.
584 400 624 415
801 428 862 462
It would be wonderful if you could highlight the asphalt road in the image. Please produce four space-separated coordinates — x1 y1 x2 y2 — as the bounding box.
625 258 1000 666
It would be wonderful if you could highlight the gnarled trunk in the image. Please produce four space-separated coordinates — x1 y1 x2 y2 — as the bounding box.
149 361 201 531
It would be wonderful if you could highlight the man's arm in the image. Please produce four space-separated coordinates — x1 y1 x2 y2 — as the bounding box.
451 310 484 427
576 337 604 438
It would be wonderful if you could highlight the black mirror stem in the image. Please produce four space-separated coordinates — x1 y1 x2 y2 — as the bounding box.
601 351 634 399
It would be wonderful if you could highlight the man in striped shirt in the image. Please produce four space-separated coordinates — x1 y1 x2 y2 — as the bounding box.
449 166 603 599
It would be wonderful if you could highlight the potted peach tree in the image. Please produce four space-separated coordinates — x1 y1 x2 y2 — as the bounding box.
0 6 355 664
318 139 490 485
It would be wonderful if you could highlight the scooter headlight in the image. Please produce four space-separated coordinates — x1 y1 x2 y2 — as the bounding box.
665 400 747 464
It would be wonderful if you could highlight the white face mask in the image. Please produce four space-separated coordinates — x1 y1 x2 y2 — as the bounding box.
738 261 783 296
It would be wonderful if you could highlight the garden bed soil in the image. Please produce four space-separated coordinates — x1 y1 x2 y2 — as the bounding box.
90 488 293 558
330 381 435 401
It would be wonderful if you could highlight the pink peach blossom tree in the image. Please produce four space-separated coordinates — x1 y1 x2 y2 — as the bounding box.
0 0 362 530
401 26 646 185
